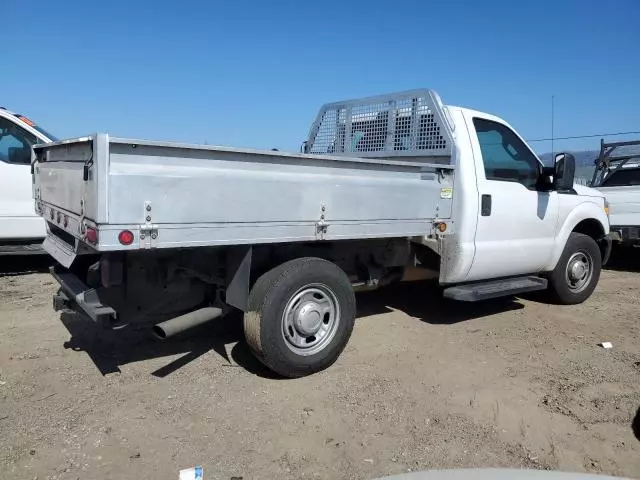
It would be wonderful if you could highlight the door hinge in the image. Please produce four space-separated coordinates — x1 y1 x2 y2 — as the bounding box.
315 202 329 239
140 200 157 248
139 226 158 249
315 219 329 239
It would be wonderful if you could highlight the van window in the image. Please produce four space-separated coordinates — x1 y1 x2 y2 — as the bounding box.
0 117 38 165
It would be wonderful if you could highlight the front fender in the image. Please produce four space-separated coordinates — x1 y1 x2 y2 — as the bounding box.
546 200 609 271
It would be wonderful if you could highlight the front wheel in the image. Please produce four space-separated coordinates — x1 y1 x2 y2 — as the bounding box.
243 258 356 378
547 233 602 305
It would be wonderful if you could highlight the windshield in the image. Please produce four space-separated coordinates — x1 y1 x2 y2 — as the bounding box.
29 124 59 142
601 167 640 186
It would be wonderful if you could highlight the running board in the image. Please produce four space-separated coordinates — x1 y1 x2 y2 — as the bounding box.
443 276 548 302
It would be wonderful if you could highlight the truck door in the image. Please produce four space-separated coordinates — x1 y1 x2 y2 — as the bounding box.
0 116 44 239
465 114 559 281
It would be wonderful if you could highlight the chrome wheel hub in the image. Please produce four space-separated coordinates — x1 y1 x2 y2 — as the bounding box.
294 302 323 335
565 251 593 293
282 284 340 356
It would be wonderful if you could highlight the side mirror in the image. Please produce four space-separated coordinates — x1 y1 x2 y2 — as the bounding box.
554 152 576 191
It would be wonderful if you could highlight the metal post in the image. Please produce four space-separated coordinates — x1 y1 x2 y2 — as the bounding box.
551 95 555 159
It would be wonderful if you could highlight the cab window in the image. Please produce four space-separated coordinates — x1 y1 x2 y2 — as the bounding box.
473 118 540 189
0 116 37 165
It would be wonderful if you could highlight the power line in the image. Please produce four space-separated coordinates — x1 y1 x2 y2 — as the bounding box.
527 130 640 143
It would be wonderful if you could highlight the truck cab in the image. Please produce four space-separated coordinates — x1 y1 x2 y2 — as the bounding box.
0 107 57 254
441 106 611 286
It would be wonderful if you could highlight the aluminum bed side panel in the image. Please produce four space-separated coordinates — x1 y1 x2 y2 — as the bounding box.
106 143 453 227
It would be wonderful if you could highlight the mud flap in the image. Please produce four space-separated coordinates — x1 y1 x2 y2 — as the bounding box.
43 235 77 268
226 246 252 311
600 234 613 265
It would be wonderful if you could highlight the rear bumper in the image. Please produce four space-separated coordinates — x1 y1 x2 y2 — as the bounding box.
50 266 117 327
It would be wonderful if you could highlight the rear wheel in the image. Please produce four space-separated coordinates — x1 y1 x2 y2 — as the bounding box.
243 257 356 378
547 233 601 304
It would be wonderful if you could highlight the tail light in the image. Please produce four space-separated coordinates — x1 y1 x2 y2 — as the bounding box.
118 230 134 245
84 226 98 245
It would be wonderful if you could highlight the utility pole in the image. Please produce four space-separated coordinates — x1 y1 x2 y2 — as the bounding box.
551 95 555 158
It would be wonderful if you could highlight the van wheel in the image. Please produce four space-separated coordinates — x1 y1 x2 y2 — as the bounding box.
243 258 356 378
547 233 601 305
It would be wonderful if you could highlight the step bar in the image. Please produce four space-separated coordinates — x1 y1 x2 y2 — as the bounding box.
443 276 548 302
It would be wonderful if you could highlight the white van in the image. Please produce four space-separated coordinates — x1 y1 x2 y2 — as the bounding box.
0 107 57 254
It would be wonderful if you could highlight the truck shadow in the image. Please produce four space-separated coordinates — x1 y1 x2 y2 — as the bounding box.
59 281 524 379
356 280 524 324
633 406 640 442
59 310 280 378
0 255 52 277
605 245 640 272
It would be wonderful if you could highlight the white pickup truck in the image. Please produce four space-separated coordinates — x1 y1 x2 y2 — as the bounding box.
591 139 640 246
33 89 612 378
0 107 57 254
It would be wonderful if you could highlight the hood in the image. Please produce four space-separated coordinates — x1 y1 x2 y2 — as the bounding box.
573 184 604 198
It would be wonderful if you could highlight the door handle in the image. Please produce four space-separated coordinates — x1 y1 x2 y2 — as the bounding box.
481 194 492 216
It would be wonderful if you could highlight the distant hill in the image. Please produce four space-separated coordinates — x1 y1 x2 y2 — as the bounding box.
538 150 599 167
538 150 598 185
538 144 640 185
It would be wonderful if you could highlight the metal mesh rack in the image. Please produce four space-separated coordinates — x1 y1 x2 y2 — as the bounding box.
304 89 454 160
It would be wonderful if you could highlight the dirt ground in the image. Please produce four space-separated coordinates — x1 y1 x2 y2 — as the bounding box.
0 251 639 480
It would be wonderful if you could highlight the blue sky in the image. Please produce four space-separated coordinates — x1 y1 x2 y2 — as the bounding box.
4 0 639 154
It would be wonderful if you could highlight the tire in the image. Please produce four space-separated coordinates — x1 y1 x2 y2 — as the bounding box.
547 233 602 305
243 257 356 378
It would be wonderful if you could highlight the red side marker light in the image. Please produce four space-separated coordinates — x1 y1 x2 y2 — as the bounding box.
118 230 134 245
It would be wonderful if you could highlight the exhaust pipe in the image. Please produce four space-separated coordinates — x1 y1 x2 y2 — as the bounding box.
152 307 223 340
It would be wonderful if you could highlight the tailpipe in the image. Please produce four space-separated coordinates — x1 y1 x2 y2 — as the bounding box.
152 307 223 340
